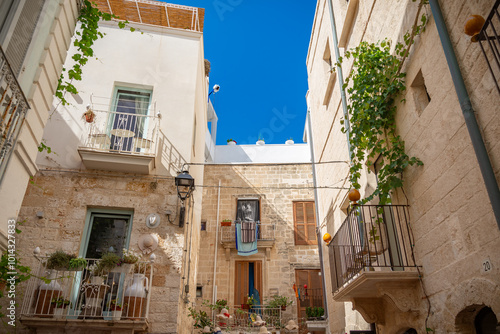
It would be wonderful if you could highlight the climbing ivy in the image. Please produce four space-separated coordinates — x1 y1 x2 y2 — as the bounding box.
55 0 135 105
338 1 428 204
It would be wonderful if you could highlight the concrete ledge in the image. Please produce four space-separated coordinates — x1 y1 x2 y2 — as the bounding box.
78 149 155 174
20 316 149 334
333 270 420 301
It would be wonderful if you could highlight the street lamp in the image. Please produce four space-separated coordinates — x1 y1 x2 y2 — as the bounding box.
175 170 195 201
175 170 195 227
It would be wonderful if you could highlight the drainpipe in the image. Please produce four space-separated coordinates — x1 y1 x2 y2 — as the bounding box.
306 110 329 319
327 0 353 158
212 180 221 306
429 0 500 229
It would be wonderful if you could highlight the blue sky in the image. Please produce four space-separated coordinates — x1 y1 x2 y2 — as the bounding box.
160 1 317 145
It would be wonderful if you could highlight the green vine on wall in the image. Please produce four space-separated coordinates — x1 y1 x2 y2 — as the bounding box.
55 0 135 106
338 0 428 204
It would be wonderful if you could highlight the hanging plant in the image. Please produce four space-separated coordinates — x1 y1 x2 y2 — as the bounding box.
338 1 427 204
55 0 136 106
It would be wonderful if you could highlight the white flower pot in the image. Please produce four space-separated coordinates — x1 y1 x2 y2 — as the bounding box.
110 263 132 274
256 140 265 145
286 140 294 145
227 141 236 145
91 276 104 285
53 308 65 319
112 310 122 321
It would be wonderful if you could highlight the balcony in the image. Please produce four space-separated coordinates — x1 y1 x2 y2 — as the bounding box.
0 45 30 182
20 256 154 334
220 222 276 259
476 0 500 96
328 205 420 322
93 0 204 32
78 101 160 174
199 305 283 332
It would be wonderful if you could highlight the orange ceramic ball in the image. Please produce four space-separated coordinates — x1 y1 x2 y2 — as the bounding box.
464 15 485 37
348 189 361 202
323 233 332 243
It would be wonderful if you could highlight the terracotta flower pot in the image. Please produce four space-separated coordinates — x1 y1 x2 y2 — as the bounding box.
84 113 95 123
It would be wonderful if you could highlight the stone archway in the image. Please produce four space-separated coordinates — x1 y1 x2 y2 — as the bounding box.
446 278 500 318
455 304 486 334
445 278 500 333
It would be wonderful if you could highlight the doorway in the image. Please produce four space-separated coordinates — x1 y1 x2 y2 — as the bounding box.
295 269 324 334
234 261 262 306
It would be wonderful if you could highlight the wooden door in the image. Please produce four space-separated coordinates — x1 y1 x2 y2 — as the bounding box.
234 261 262 306
295 269 324 334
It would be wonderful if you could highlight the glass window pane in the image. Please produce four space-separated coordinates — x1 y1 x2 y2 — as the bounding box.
85 216 129 259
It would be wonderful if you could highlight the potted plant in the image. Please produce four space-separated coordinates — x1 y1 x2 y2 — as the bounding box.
82 105 95 123
214 299 228 313
266 295 293 311
285 137 294 145
68 257 87 271
47 250 86 272
242 295 256 310
51 297 70 319
227 139 237 145
110 299 127 321
188 306 213 329
88 261 106 284
306 306 324 320
220 219 232 227
256 137 265 145
112 248 141 274
99 252 121 273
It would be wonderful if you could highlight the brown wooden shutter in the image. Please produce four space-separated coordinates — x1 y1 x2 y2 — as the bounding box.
234 261 249 306
294 201 317 245
254 261 262 300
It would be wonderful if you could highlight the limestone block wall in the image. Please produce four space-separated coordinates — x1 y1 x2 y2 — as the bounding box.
196 164 320 322
307 0 500 333
15 170 200 333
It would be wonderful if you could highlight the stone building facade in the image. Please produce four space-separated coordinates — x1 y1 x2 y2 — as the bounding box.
9 1 209 333
307 0 500 333
17 171 189 333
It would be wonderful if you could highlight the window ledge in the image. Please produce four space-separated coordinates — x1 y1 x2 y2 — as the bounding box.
338 0 359 48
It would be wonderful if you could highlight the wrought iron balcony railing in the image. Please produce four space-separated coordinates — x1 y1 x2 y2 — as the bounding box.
80 100 160 156
202 305 282 331
20 256 153 323
328 205 417 292
477 0 500 96
0 45 30 183
220 222 276 244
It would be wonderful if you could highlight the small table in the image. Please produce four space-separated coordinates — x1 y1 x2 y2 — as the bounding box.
110 129 135 138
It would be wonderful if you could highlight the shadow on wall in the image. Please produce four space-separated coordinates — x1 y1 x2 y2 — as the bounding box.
158 130 188 176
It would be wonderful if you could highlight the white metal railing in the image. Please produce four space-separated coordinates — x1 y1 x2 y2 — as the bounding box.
0 45 30 182
209 305 282 331
80 101 160 156
220 222 276 244
20 256 153 322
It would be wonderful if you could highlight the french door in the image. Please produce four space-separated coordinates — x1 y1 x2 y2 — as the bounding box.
295 269 324 334
234 261 262 306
